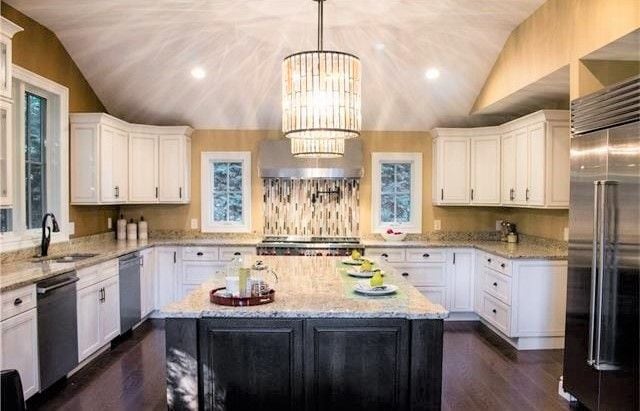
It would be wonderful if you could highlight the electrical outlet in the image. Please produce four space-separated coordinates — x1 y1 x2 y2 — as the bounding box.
107 217 112 229
496 220 503 231
191 218 199 229
564 227 570 241
68 222 75 235
433 219 441 231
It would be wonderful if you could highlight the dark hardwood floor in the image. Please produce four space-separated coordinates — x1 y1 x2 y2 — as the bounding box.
27 320 572 411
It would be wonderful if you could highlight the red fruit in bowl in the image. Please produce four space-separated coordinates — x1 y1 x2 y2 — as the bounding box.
394 231 403 235
386 228 394 234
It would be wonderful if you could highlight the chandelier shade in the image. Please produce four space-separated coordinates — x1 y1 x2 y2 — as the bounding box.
282 50 361 141
289 136 345 158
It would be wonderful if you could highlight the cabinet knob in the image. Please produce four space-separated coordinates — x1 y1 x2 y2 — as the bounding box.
233 252 241 256
381 253 389 258
401 272 409 277
492 309 497 314
422 253 430 258
500 263 506 268
13 298 22 306
487 258 492 263
492 282 498 287
196 252 204 256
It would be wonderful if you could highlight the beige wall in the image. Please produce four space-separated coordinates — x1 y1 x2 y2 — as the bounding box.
2 4 120 237
120 129 568 240
472 0 640 111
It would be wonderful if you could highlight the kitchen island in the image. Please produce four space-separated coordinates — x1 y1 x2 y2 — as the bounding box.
163 256 448 411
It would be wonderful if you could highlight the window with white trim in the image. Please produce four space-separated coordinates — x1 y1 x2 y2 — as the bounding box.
201 152 251 233
371 152 422 233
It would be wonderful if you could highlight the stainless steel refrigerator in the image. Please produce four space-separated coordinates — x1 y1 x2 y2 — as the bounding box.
564 75 639 410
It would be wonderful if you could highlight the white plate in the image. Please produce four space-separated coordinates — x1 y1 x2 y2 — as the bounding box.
353 281 398 296
342 258 367 266
346 269 382 278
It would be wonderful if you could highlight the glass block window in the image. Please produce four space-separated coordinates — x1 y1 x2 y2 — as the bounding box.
201 152 251 232
380 163 411 223
372 153 422 233
25 92 47 230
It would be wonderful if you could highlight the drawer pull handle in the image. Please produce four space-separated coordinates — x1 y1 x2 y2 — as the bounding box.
487 258 492 263
422 253 430 258
500 263 506 268
196 252 204 256
492 282 498 287
401 272 409 277
492 309 497 314
233 252 241 256
13 298 22 306
381 253 389 258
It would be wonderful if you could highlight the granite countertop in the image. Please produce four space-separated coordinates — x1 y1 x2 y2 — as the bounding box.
0 237 261 292
162 256 448 320
361 238 568 260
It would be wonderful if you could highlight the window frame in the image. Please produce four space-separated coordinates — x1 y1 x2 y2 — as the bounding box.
201 151 251 233
371 152 422 234
0 65 69 251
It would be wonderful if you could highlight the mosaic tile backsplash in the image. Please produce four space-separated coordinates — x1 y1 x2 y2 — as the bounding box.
263 179 359 237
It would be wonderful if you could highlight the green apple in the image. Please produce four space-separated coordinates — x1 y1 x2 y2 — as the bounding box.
351 250 361 260
370 272 384 287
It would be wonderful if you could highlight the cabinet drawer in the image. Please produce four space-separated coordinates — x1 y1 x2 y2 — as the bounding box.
481 292 511 336
77 259 118 290
182 261 226 285
481 253 511 276
182 247 219 261
219 247 256 262
394 263 446 287
366 248 405 263
416 286 446 307
405 248 446 263
0 285 37 321
482 268 511 305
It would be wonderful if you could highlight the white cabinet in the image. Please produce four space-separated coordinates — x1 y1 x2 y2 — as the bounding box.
447 250 474 312
500 130 519 205
129 133 159 203
140 248 156 317
70 113 192 205
0 99 12 206
432 135 470 204
0 308 39 398
99 124 129 203
76 260 121 362
0 17 22 99
156 247 179 310
470 135 500 205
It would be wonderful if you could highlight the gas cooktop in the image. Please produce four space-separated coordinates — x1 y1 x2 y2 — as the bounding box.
257 236 363 256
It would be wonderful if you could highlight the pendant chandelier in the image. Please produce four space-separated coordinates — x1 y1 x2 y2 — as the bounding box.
282 0 361 158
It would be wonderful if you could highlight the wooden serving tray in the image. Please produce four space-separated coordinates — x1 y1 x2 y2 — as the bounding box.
209 287 275 307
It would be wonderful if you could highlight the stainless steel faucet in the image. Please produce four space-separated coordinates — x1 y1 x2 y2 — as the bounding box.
40 213 60 257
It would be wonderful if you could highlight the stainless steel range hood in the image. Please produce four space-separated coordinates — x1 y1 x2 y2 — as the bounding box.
258 139 364 179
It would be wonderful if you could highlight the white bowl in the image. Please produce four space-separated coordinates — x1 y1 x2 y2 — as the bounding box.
381 232 407 242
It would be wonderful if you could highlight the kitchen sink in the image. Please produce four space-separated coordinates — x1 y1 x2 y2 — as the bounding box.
32 253 99 263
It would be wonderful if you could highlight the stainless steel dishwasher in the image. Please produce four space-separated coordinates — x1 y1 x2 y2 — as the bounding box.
36 271 79 391
119 252 141 334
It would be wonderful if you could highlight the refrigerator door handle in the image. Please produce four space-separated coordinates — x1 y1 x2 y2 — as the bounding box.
587 181 600 367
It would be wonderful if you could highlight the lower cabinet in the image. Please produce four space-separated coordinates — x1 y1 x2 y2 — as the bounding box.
155 247 179 310
140 248 155 317
446 249 474 312
0 307 39 399
77 269 120 362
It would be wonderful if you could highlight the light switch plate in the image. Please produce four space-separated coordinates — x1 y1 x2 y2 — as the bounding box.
191 218 199 229
564 227 569 241
433 219 441 231
107 217 112 229
68 222 75 235
496 220 503 231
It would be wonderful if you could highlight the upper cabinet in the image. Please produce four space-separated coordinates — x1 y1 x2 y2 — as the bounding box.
70 113 192 205
0 17 23 99
432 110 569 209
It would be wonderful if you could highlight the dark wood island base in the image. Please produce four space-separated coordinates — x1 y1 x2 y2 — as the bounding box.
166 317 443 411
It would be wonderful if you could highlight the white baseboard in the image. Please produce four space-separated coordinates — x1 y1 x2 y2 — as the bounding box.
445 312 479 321
480 319 565 350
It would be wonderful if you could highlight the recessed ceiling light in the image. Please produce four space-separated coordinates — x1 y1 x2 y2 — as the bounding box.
425 68 440 80
191 66 206 79
374 43 385 51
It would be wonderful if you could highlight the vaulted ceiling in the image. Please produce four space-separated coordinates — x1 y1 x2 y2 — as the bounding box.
7 0 545 130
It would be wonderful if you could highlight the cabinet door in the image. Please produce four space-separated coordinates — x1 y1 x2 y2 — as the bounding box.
526 123 546 205
77 283 102 362
0 99 12 206
0 33 13 99
129 133 158 203
156 247 178 309
514 127 529 204
183 137 191 202
100 275 121 344
140 248 155 317
70 123 99 203
470 135 500 204
437 137 470 204
100 125 128 203
447 250 474 312
501 132 517 205
0 309 39 399
158 136 184 202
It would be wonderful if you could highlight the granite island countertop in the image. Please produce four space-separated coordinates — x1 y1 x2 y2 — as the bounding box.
162 256 449 320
